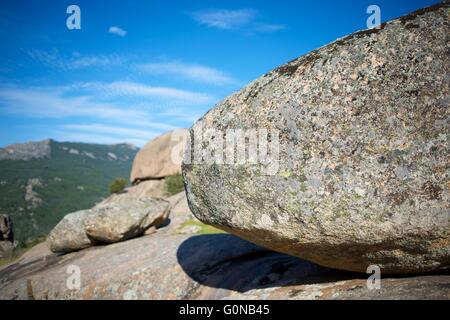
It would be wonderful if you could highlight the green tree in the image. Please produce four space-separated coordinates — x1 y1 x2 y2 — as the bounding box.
109 178 128 194
164 172 184 196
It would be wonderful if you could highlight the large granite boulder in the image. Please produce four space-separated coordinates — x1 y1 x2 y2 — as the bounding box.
130 129 188 183
84 194 170 243
47 210 94 253
182 3 450 273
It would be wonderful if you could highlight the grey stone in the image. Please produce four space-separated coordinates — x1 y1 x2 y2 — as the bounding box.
182 3 450 273
47 210 94 253
84 194 170 243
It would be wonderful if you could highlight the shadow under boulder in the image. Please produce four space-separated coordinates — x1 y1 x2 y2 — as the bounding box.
177 234 362 296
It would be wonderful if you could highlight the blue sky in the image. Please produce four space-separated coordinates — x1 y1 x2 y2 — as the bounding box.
0 0 439 147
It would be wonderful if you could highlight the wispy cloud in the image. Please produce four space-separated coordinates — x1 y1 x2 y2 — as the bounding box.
254 23 286 32
0 86 147 123
188 8 286 33
28 49 66 69
63 123 158 138
28 49 126 70
69 55 125 69
137 61 237 86
0 81 213 146
61 123 156 146
0 82 214 121
108 26 127 37
189 9 257 30
157 107 204 123
67 81 215 105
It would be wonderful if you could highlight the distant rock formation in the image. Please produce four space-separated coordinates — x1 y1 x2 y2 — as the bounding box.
0 214 13 242
24 178 43 209
0 214 14 259
0 139 51 161
130 129 188 184
0 139 139 243
183 2 450 274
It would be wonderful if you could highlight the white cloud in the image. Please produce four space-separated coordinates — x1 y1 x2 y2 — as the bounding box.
138 61 237 86
109 26 127 37
189 9 257 30
0 86 148 123
0 82 212 145
68 81 215 105
63 123 157 138
0 82 211 124
28 49 126 70
0 80 216 118
254 24 287 32
28 49 66 69
157 107 203 123
69 55 125 69
61 123 157 147
188 8 286 33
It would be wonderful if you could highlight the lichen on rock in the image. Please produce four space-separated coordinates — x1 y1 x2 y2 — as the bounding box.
182 2 450 274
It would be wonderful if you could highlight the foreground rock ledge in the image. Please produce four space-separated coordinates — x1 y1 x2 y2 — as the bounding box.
182 3 450 274
1 234 449 299
0 192 448 299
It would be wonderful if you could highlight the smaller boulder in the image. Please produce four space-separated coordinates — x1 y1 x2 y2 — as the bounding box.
47 210 94 253
84 194 170 243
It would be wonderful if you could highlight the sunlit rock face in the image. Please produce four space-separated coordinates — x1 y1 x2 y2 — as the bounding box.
130 129 188 183
183 3 450 274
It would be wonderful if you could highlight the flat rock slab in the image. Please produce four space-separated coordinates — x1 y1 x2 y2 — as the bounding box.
0 231 448 300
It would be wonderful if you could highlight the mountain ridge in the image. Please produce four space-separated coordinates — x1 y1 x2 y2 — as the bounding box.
0 139 139 243
0 139 139 161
